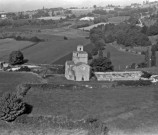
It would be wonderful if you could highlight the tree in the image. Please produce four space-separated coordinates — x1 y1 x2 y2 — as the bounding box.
91 48 98 56
0 92 25 122
9 51 24 65
90 57 113 72
151 46 157 67
95 39 106 50
98 49 103 58
93 5 97 9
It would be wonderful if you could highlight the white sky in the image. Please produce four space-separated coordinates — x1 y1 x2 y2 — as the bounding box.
0 0 157 12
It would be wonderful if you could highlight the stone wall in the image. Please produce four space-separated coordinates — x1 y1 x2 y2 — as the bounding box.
95 71 143 81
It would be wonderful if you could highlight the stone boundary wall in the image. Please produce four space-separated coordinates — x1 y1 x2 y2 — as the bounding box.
95 71 143 81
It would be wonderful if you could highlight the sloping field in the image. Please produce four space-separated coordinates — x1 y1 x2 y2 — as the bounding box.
54 43 144 70
105 44 144 70
0 28 89 64
41 28 89 38
0 38 33 62
53 43 92 64
22 35 89 64
0 72 41 95
24 82 158 134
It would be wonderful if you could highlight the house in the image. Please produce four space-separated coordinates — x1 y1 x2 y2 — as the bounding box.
79 17 94 21
0 12 7 19
65 45 90 81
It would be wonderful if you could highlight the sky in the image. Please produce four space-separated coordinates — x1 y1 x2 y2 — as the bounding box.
0 0 157 12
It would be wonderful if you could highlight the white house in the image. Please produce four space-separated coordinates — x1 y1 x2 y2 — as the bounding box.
80 17 94 21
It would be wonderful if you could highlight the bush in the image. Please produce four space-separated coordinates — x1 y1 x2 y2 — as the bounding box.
90 57 113 72
0 92 25 122
64 36 68 40
16 66 31 72
9 51 24 65
141 71 152 79
30 36 43 42
117 80 152 87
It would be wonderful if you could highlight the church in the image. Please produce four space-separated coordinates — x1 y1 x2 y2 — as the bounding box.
65 45 90 81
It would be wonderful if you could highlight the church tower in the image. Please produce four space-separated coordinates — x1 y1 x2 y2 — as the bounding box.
72 45 88 64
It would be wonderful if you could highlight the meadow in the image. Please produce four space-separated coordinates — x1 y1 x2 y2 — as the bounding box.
0 72 157 134
0 72 41 95
24 83 158 134
22 34 89 64
54 43 145 70
0 38 33 62
0 28 89 64
105 44 145 70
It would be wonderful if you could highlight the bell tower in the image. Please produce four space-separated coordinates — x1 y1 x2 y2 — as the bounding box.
72 45 88 64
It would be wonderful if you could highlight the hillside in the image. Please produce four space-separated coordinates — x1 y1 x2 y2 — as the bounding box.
54 43 145 70
0 28 90 64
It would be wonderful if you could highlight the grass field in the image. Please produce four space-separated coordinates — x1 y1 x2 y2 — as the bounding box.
22 81 158 134
22 35 89 64
0 38 33 62
54 43 145 70
105 44 144 70
0 28 89 64
0 72 41 95
0 72 158 134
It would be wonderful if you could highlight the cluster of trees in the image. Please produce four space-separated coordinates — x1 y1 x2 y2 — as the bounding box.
116 28 151 47
146 22 158 36
103 23 151 47
90 23 151 47
90 25 106 56
90 56 113 72
0 18 67 27
93 17 108 24
92 9 107 15
75 23 90 28
115 7 154 17
89 25 114 72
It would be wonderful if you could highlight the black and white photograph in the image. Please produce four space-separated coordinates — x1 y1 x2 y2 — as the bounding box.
0 0 158 134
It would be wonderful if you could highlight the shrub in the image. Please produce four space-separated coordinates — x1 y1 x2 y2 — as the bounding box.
0 92 25 122
30 36 43 42
141 71 152 79
16 66 31 72
9 50 24 65
15 36 23 41
90 57 114 72
86 117 109 135
64 36 68 40
117 80 152 87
